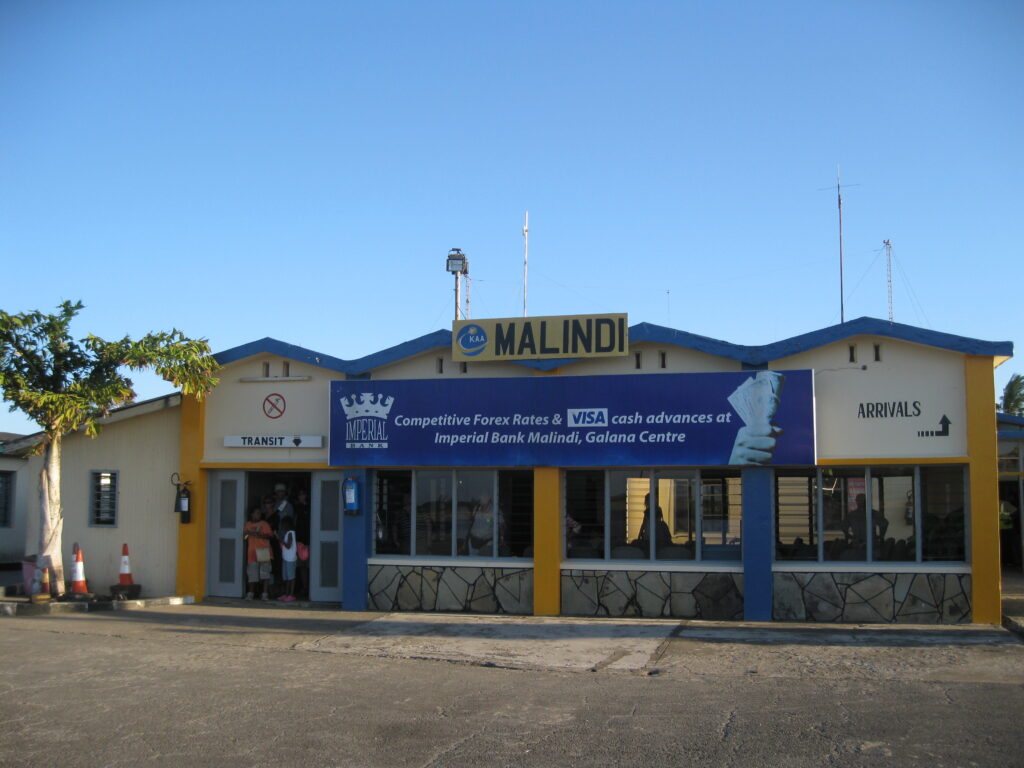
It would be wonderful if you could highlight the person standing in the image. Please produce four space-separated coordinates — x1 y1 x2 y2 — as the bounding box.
243 505 273 600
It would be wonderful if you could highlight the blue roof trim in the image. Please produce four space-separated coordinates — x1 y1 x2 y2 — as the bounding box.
212 317 1012 378
998 412 1024 427
346 329 452 375
215 337 350 372
999 430 1024 440
630 322 750 361
753 317 1013 365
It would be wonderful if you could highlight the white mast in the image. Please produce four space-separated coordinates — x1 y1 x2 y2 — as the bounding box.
522 211 529 317
884 239 893 322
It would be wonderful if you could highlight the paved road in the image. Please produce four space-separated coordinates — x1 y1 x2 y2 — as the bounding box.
2 605 1024 767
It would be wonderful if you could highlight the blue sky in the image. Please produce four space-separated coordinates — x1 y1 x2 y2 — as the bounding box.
1 1 1021 434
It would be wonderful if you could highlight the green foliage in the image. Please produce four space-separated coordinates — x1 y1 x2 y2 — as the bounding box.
1001 373 1024 417
0 300 220 438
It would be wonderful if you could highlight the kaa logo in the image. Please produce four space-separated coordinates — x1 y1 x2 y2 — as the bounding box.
567 408 608 427
456 324 488 357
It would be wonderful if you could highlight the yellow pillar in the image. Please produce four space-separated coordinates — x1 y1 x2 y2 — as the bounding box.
965 355 1000 623
175 394 207 599
533 467 562 616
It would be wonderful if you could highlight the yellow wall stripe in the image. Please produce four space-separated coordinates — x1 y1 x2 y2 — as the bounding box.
533 467 561 616
175 395 207 598
818 457 970 466
965 355 1001 623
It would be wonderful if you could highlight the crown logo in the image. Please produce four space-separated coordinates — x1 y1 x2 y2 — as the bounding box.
341 393 395 419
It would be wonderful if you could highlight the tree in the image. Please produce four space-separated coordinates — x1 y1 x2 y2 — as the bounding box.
1001 373 1024 417
0 301 219 595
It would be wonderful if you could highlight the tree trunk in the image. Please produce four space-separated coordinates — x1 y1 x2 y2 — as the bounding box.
33 436 65 596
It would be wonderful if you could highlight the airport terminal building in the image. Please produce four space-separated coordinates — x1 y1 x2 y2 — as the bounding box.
1 314 1013 624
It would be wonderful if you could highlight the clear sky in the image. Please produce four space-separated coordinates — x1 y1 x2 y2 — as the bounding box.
1 1 1021 435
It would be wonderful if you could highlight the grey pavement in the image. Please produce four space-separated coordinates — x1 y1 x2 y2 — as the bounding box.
3 601 1024 767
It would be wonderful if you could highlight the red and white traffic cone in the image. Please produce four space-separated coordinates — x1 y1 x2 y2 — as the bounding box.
119 544 133 586
69 548 89 594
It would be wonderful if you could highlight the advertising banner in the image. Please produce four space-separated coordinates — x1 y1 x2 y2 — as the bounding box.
451 313 628 362
329 370 815 467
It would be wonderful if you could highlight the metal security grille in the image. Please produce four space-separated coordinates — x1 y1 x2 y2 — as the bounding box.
90 471 117 526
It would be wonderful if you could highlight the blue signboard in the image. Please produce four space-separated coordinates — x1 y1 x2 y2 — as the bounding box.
329 370 815 467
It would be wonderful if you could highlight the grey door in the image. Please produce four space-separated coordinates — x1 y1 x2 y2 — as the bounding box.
207 471 246 597
310 471 344 602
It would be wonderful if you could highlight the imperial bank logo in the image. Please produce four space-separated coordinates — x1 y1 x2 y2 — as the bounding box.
456 324 488 357
341 393 394 448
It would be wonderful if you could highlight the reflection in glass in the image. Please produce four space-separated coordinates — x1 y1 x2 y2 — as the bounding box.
375 471 411 555
456 470 495 557
416 471 452 556
701 472 742 561
871 467 914 562
498 470 533 557
822 469 867 561
565 470 604 559
775 472 817 561
609 471 651 559
655 472 695 560
921 466 966 561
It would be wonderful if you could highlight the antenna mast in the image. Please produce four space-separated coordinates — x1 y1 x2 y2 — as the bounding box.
884 239 893 322
837 166 845 324
522 211 529 317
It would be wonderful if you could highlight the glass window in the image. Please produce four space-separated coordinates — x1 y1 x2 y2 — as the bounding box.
376 469 532 559
701 471 742 561
0 471 12 527
416 471 452 556
609 471 651 559
497 470 533 557
655 472 696 560
565 470 604 559
375 471 411 555
871 467 915 562
775 471 817 561
90 471 118 526
921 466 966 561
821 468 867 561
999 442 1021 475
456 470 495 557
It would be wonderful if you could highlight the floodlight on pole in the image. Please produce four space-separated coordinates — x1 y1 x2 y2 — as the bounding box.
446 248 469 320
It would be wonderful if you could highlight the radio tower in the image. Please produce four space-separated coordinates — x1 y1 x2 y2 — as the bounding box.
884 239 894 322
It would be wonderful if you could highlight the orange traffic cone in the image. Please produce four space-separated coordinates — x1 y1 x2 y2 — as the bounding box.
38 564 52 598
70 548 89 594
119 544 133 586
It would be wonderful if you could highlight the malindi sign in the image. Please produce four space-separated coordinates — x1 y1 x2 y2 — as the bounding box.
452 313 628 362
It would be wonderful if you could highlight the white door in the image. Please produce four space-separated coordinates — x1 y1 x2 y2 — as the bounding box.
309 471 344 603
207 471 246 597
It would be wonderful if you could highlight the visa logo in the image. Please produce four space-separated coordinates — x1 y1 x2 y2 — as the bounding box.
567 408 608 427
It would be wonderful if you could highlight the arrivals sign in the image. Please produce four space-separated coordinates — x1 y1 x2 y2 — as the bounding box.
329 370 815 467
451 313 628 362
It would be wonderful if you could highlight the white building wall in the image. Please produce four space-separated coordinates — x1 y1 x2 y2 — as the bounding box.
563 342 743 376
23 403 181 596
770 335 967 460
203 355 334 464
371 350 535 379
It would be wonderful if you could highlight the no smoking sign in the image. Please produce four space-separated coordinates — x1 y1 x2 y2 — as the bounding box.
263 393 286 419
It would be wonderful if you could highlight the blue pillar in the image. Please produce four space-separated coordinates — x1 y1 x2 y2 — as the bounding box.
742 467 773 621
342 469 370 610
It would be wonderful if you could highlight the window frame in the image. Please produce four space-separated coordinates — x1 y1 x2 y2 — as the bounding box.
774 465 968 566
564 468 743 564
89 470 119 528
0 470 13 528
370 468 534 562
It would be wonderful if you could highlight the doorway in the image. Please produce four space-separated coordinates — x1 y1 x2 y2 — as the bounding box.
206 470 344 601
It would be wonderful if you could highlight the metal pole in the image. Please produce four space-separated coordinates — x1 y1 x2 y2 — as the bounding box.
884 239 893 322
454 272 461 320
523 211 529 317
838 167 845 324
